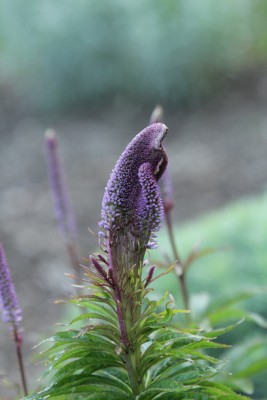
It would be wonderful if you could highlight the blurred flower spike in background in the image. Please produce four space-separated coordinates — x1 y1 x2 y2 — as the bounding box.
0 242 28 396
45 130 77 243
0 242 22 330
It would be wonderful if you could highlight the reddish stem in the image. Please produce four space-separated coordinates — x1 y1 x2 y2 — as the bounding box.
13 325 28 396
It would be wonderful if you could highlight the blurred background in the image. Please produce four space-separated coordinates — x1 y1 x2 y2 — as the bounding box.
1 0 267 398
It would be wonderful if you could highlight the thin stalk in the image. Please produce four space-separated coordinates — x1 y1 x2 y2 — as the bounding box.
13 325 28 397
165 211 190 311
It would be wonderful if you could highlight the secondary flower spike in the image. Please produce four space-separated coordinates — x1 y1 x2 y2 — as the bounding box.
149 106 174 215
0 243 22 328
160 167 174 214
99 123 168 249
45 130 77 242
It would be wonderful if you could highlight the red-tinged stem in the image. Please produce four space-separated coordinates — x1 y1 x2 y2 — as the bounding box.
13 325 28 397
108 239 143 396
113 285 129 348
165 211 190 311
113 280 141 396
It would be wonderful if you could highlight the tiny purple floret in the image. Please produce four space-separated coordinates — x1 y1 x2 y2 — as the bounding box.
0 243 22 328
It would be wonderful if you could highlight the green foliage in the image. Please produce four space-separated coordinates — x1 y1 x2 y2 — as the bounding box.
26 283 248 399
220 336 267 395
154 192 267 398
1 0 267 111
156 192 267 313
25 193 267 399
189 290 267 397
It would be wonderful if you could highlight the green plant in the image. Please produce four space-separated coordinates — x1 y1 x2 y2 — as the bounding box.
25 122 250 399
2 111 267 398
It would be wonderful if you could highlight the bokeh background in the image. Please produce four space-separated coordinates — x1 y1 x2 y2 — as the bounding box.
1 1 267 398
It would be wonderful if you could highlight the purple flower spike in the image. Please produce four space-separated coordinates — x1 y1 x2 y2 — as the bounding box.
0 243 22 328
45 130 77 242
159 167 174 215
100 123 168 250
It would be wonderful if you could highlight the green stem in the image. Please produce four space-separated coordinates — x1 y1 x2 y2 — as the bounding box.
123 266 144 395
66 241 82 293
114 284 142 396
110 243 144 396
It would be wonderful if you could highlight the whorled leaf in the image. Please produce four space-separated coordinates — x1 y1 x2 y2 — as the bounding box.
26 279 249 400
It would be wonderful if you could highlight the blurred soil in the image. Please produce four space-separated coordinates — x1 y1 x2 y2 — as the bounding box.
1 76 267 397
